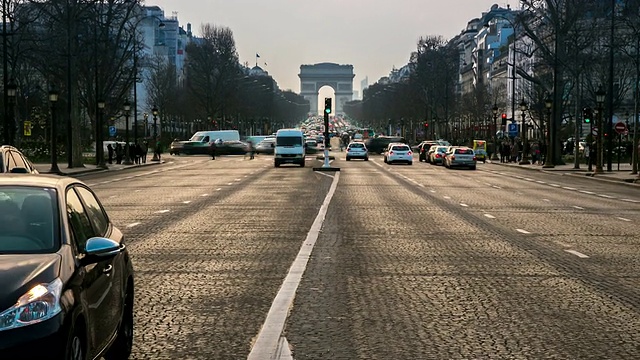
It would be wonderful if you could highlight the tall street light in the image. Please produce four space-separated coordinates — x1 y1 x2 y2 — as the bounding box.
544 95 552 166
519 98 530 165
6 80 16 145
123 99 133 165
595 85 606 174
491 103 499 160
48 87 61 174
97 100 107 169
151 105 159 161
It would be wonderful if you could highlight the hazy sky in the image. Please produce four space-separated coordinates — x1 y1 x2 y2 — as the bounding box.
150 0 511 95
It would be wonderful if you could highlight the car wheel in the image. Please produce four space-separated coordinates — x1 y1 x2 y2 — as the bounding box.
346 157 351 161
408 161 413 165
364 157 369 161
105 281 134 360
63 321 86 360
274 161 280 168
470 165 477 170
300 160 305 167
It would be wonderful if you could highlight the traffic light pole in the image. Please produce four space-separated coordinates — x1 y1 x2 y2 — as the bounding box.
322 108 330 168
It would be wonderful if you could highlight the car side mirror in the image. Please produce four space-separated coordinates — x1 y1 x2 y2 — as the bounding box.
81 237 124 265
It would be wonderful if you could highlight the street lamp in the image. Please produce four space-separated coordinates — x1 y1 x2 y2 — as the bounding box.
123 99 133 165
6 80 16 145
595 85 606 174
543 95 553 167
151 106 160 161
519 98 530 165
48 87 61 174
97 100 107 169
491 103 499 160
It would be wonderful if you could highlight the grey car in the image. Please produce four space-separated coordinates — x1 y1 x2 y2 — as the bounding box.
444 147 477 170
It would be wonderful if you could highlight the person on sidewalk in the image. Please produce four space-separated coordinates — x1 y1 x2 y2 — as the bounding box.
107 144 114 164
141 141 148 164
209 140 217 160
115 143 123 164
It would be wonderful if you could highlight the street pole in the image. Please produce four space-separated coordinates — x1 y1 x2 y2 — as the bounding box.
48 87 61 174
518 98 530 165
574 80 581 169
595 86 606 174
151 106 159 161
2 0 9 145
491 103 499 160
322 97 330 168
97 101 106 169
123 99 132 165
633 36 639 175
133 50 138 145
606 0 615 172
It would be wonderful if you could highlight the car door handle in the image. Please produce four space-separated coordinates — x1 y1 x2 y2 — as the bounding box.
103 265 113 274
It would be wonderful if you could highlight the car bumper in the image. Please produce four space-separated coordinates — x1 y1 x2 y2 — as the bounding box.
388 156 412 162
347 152 368 158
450 161 476 167
0 312 66 358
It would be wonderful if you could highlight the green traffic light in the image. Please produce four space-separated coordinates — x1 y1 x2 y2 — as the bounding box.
584 118 591 123
325 108 331 114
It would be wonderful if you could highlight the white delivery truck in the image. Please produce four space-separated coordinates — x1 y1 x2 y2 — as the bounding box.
274 129 306 167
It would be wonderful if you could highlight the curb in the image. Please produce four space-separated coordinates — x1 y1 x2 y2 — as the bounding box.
52 161 165 177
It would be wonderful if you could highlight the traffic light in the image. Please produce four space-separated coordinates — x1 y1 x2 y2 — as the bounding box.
424 122 429 128
501 113 507 126
582 107 592 124
324 98 332 114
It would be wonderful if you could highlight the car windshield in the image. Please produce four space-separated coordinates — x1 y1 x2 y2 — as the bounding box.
277 136 303 147
455 149 474 154
437 147 448 152
392 146 410 151
0 186 59 254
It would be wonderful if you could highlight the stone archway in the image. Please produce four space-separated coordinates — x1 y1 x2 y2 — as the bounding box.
298 63 355 115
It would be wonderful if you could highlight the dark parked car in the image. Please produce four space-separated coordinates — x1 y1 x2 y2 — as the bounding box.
364 136 406 154
0 175 134 360
169 139 188 155
216 140 249 155
0 145 39 174
255 138 276 155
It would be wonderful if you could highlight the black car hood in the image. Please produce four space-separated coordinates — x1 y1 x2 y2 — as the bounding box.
0 254 61 311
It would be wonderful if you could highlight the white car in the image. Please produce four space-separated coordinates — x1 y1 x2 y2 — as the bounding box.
346 142 369 161
384 143 413 165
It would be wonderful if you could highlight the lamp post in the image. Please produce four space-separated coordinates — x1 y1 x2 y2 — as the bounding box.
491 103 499 160
123 99 133 165
595 85 606 174
6 80 16 145
151 106 159 161
542 95 552 167
97 100 107 169
48 87 61 174
519 98 530 165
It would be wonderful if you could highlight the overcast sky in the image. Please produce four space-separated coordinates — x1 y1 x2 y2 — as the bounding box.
150 0 513 95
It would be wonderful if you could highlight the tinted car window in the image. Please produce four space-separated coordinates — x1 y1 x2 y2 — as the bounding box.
66 188 97 253
76 187 109 236
348 143 364 149
0 186 58 253
0 153 4 172
437 147 448 152
392 145 411 151
277 136 303 146
455 149 474 154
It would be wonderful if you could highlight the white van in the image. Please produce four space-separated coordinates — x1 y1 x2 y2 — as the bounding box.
274 129 305 167
182 130 240 155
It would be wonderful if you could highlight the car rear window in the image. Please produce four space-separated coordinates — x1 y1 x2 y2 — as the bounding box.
349 143 364 149
0 186 59 253
392 145 410 151
455 149 474 154
437 147 448 152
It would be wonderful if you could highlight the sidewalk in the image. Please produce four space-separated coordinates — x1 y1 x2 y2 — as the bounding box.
33 160 163 176
487 159 640 185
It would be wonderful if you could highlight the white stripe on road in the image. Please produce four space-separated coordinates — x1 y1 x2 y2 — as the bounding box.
621 198 640 203
543 199 550 202
492 185 501 189
572 206 584 210
444 196 451 199
580 190 595 194
516 229 531 234
617 217 632 222
562 187 577 191
536 180 546 184
460 203 469 207
235 178 242 181
182 201 192 204
201 194 209 197
429 190 436 193
154 209 170 214
125 222 140 228
565 249 589 258
216 188 223 191
484 214 496 219
550 184 560 187
598 194 615 199
315 171 334 179
227 183 234 185
248 172 340 360
524 178 534 181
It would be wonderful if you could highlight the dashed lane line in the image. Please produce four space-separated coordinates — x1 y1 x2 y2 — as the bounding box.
621 198 640 203
443 196 451 199
484 214 496 219
516 229 531 234
580 190 595 194
154 209 170 214
563 186 577 191
572 206 584 210
182 201 192 204
460 203 469 207
227 182 234 186
550 183 560 187
599 194 615 199
125 222 140 228
543 199 550 202
617 217 632 222
216 188 222 191
565 249 589 258
201 194 209 197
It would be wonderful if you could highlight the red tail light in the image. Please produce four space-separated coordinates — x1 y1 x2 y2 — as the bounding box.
473 156 477 161
407 151 412 156
435 154 441 158
389 151 394 155
451 155 456 160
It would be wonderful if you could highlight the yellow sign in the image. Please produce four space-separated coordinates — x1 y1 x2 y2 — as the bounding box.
23 121 32 136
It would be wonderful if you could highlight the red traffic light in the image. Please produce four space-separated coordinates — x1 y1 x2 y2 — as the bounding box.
501 113 507 119
424 122 429 128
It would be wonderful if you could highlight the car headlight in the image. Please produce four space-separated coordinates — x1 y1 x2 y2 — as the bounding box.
0 278 63 331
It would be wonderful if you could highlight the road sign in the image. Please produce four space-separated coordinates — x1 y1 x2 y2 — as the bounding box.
109 125 117 137
614 121 627 134
508 123 519 137
23 121 31 136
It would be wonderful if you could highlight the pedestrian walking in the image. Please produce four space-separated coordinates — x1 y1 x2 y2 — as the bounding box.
210 140 217 160
141 141 148 164
115 143 123 164
107 144 114 164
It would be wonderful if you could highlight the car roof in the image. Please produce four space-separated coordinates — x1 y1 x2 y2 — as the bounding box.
0 174 82 189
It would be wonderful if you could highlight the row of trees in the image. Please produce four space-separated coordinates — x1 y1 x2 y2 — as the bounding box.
1 0 308 165
345 0 640 166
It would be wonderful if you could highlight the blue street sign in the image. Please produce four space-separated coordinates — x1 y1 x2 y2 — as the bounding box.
109 126 117 137
508 123 519 137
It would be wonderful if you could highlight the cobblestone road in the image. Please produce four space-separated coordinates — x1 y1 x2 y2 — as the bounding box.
83 153 640 359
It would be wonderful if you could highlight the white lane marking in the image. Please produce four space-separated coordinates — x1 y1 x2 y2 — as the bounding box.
216 188 223 191
572 206 584 210
516 229 531 234
235 178 242 181
154 209 170 214
621 198 640 203
484 182 492 186
492 185 501 189
125 222 140 228
460 203 469 207
113 178 122 181
524 178 534 181
315 171 334 179
417 183 424 188
617 217 632 222
135 189 142 192
248 173 340 360
244 175 248 178
536 180 546 184
201 194 209 197
563 187 577 191
598 194 615 199
565 249 589 258
484 214 496 219
109 195 117 198
429 190 436 193
227 182 234 185
550 184 560 187
443 196 451 199
182 201 192 204
580 190 595 194
542 199 550 202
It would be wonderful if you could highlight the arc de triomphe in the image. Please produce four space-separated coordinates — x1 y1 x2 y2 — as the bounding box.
299 63 355 115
